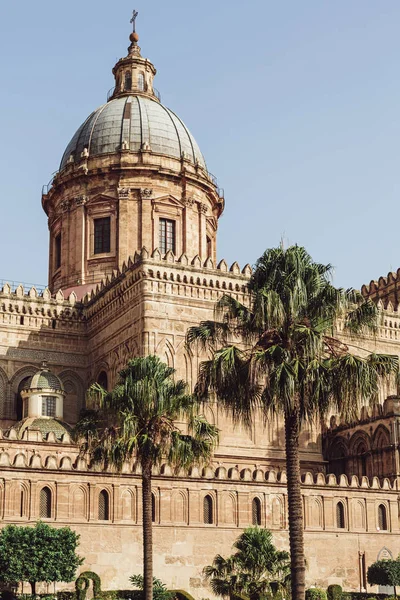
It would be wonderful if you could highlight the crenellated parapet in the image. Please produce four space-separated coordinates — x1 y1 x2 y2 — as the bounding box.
0 282 84 330
0 424 397 491
362 268 400 309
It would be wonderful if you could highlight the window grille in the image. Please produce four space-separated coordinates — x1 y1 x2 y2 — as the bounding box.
252 497 261 526
378 504 387 530
138 73 145 91
40 487 51 518
151 493 156 523
124 72 132 91
159 219 175 255
20 490 25 517
94 217 111 254
336 501 345 529
42 396 56 417
203 495 213 524
206 236 212 258
98 490 109 520
55 233 61 270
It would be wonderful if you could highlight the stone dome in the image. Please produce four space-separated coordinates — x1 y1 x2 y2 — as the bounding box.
60 95 206 171
10 417 72 441
25 367 64 392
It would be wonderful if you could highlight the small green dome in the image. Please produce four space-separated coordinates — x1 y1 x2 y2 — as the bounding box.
11 417 72 441
25 367 64 392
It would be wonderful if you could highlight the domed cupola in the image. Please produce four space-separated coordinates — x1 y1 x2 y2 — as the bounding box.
42 12 224 296
20 362 65 421
10 363 71 441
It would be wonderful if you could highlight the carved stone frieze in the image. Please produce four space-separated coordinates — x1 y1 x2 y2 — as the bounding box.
60 200 71 213
118 187 130 198
75 195 87 206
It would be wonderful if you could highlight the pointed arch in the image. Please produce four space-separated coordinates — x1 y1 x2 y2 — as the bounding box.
98 489 110 521
378 503 388 531
121 488 136 521
373 425 390 450
0 366 7 419
352 499 366 530
336 501 345 529
270 495 285 529
59 370 85 424
203 494 214 524
10 365 37 421
39 486 52 519
171 490 187 524
307 496 323 529
70 485 88 520
252 497 262 526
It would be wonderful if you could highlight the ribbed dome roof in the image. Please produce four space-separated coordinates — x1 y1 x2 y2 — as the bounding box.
60 95 206 171
25 368 64 392
11 418 72 441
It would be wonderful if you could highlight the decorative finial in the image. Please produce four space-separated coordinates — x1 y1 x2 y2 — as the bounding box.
130 9 138 33
129 9 140 45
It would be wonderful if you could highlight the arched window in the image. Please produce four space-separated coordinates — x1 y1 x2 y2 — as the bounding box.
336 501 345 529
124 71 132 91
151 493 156 523
97 371 108 391
138 73 145 91
378 504 387 530
203 494 213 524
40 487 51 519
206 236 212 259
16 377 31 421
98 490 109 521
20 489 25 517
252 497 261 526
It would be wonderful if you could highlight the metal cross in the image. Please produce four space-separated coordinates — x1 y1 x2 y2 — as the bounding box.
130 9 139 32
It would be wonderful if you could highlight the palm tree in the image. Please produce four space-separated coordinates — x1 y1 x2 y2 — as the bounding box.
187 245 399 600
203 527 290 600
75 355 219 600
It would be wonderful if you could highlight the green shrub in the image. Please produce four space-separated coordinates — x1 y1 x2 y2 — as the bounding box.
305 589 327 600
170 592 197 600
75 571 101 600
57 593 76 600
327 585 342 600
130 575 172 600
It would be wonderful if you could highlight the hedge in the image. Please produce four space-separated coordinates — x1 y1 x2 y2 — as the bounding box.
306 589 328 600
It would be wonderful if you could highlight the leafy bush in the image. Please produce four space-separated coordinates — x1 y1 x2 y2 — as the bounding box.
305 589 327 600
57 593 76 600
327 585 342 600
341 594 388 600
170 592 196 600
130 575 172 600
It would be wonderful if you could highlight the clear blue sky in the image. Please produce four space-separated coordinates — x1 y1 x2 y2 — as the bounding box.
1 1 399 290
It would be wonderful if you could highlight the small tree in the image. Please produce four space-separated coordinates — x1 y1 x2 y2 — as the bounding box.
0 521 83 594
130 574 172 600
367 559 400 597
76 355 219 600
204 527 290 600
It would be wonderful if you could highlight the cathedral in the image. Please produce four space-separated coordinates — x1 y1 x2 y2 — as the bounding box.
0 17 400 597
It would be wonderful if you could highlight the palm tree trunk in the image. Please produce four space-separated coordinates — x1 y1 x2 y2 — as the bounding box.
142 457 154 600
284 408 305 600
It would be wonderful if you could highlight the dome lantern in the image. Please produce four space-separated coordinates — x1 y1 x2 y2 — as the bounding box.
109 10 159 103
